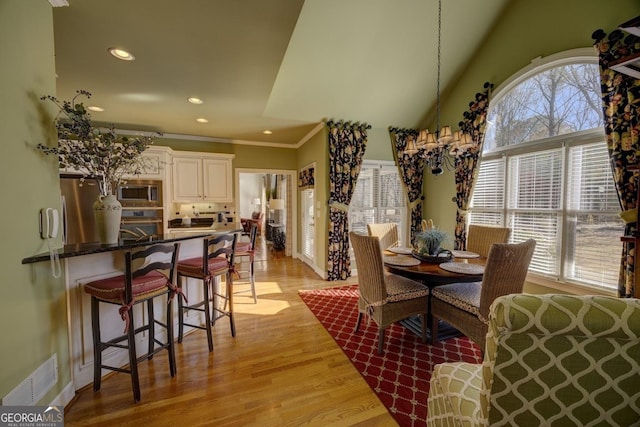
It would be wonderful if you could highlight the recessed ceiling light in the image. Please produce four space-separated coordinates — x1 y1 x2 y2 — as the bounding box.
188 97 203 105
263 130 273 135
196 118 209 123
87 106 104 112
108 48 135 61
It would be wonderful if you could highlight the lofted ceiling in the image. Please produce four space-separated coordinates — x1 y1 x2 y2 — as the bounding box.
52 0 509 147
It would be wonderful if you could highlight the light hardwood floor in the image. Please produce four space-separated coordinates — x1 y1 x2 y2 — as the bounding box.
64 236 397 426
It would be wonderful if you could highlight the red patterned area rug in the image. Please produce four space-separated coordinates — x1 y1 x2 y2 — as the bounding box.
299 284 482 427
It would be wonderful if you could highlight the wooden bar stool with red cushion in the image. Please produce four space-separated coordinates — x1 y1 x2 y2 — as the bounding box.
234 223 257 303
177 233 237 352
83 242 181 402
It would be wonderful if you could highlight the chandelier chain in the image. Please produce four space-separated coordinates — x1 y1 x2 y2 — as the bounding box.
436 0 442 136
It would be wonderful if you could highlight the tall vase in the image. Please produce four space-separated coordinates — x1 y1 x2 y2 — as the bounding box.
93 194 122 244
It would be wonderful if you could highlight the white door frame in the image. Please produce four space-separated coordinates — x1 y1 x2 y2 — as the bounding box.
235 168 298 258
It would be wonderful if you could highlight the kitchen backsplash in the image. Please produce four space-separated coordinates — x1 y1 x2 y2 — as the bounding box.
170 202 236 222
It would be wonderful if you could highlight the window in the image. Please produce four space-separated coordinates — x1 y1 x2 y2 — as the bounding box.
301 188 314 261
470 53 624 292
349 161 407 245
299 164 315 263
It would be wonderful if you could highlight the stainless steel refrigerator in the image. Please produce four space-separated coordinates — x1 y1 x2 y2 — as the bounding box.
60 174 101 244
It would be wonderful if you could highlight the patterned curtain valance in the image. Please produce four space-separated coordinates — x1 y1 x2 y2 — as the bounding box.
593 27 640 297
592 27 640 72
298 166 315 189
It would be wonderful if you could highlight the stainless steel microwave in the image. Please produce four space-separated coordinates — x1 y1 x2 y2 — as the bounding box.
117 180 162 207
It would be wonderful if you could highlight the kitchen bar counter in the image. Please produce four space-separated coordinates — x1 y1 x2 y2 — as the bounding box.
29 222 244 392
22 223 243 264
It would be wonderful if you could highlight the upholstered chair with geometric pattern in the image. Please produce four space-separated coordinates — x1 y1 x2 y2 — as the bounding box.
427 293 640 427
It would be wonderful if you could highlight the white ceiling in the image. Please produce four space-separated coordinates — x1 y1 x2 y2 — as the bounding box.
52 0 509 146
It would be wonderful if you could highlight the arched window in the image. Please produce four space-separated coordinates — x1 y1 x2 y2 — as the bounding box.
470 50 623 293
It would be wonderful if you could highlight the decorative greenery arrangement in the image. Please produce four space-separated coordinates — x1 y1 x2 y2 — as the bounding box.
414 228 449 256
37 90 157 196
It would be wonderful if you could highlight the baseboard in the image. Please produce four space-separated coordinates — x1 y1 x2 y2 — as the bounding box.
293 251 325 278
50 381 75 408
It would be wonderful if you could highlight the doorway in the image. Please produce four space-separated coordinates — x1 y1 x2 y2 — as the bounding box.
235 168 297 259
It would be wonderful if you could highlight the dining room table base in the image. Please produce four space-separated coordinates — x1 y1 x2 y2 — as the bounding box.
400 316 462 342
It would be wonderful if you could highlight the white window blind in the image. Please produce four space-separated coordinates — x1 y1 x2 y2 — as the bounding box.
350 168 375 235
470 57 623 292
469 158 505 226
349 162 406 245
507 149 563 277
564 143 623 288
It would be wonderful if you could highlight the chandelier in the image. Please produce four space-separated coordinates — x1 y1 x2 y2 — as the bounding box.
405 0 474 175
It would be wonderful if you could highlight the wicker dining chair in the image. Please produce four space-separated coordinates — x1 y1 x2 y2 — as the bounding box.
367 223 399 252
349 232 430 354
430 239 536 351
466 224 511 257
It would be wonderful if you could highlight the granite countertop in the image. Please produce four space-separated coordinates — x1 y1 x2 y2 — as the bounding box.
22 223 243 264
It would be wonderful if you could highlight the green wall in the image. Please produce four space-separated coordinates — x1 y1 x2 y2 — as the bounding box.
362 127 395 161
423 0 640 236
0 0 71 404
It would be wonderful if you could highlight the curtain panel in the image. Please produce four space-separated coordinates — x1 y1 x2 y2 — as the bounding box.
388 127 426 244
593 28 640 297
327 120 370 281
453 82 493 250
298 166 315 189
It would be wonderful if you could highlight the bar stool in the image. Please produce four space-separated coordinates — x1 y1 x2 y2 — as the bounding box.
176 233 237 352
234 224 258 303
83 242 181 402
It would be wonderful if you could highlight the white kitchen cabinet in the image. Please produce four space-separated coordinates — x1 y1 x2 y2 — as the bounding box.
122 146 171 181
63 146 171 181
172 152 234 202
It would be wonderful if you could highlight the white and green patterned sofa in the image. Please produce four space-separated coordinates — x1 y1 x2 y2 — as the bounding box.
427 294 640 426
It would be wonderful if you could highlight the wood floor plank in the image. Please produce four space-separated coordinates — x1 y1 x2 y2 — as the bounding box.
63 236 398 426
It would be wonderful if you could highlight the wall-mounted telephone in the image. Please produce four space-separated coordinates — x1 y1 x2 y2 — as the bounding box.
40 207 59 239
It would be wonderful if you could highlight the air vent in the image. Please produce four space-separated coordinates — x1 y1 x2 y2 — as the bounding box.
2 354 58 406
48 0 69 7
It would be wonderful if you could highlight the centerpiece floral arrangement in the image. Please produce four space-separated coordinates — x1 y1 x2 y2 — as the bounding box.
37 89 156 196
413 219 452 261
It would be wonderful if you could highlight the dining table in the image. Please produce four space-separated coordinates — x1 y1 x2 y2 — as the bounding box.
382 247 486 340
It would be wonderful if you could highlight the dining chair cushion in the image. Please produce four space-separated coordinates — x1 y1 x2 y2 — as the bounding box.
235 242 252 255
384 273 430 302
431 282 482 320
84 271 170 303
177 256 228 277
